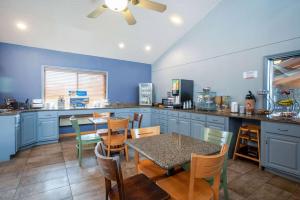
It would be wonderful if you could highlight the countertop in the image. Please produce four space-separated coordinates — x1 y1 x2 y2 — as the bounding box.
1 105 299 125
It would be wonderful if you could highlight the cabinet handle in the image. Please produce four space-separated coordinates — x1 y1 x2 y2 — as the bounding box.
277 129 288 132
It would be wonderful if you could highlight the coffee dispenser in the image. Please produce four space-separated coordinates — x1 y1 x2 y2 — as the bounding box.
171 79 194 109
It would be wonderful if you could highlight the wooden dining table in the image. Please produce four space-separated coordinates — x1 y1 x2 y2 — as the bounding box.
125 132 221 175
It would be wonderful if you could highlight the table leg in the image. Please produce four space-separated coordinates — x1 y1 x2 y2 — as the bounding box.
166 168 175 176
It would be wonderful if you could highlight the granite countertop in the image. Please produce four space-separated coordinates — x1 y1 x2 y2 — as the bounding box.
126 133 221 170
0 104 148 116
152 107 300 125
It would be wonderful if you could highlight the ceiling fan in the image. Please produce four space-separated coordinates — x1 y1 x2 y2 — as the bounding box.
87 0 167 25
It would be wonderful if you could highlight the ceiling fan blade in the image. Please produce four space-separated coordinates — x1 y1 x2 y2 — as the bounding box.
87 5 107 18
133 0 167 12
122 9 136 25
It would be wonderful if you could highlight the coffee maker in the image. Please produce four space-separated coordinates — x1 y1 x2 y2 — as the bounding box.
171 79 194 109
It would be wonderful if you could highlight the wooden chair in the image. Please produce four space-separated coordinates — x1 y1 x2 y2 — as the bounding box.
202 128 232 200
94 142 170 200
156 144 229 200
131 126 167 181
128 113 143 139
70 116 101 166
93 112 111 135
101 118 130 161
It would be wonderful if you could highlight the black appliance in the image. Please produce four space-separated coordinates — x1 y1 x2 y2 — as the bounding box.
171 79 194 109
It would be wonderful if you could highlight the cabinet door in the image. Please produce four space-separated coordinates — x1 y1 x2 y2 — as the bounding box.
191 120 206 139
206 122 225 131
21 113 37 147
37 118 59 142
178 120 191 136
167 117 178 133
265 133 300 176
141 113 151 127
151 113 160 126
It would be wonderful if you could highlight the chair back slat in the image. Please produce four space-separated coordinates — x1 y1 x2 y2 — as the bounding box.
189 145 228 200
93 112 111 119
95 142 125 200
107 118 129 141
131 126 160 139
202 128 232 146
132 113 143 128
70 116 81 141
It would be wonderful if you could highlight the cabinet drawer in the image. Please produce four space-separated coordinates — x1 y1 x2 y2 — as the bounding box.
262 122 300 138
207 115 225 124
159 110 168 115
179 112 191 119
37 111 58 119
160 120 167 126
191 113 206 121
168 111 179 118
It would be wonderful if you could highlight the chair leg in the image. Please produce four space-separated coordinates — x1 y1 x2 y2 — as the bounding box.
222 170 229 200
125 145 129 162
78 147 82 167
233 129 242 160
107 146 111 157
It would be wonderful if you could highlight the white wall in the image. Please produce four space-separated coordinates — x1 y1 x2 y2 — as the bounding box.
152 0 300 108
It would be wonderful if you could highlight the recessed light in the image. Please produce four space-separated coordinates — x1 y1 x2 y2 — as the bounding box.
118 42 125 49
16 22 27 30
145 45 152 51
170 14 183 26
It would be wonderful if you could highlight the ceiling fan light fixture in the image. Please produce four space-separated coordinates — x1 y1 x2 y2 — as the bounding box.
105 0 128 12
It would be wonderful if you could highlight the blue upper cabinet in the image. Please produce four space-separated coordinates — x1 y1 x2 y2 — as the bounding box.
20 112 37 147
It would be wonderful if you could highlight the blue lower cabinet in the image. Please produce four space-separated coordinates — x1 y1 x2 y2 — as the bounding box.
167 117 178 133
0 115 18 161
21 112 37 147
15 116 21 152
263 133 300 176
191 120 206 139
141 112 151 127
37 118 59 142
151 113 160 126
178 119 191 136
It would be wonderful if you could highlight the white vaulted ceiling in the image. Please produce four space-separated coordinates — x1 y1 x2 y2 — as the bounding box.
0 0 221 64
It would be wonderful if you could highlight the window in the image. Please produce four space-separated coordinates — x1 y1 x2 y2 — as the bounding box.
44 66 107 107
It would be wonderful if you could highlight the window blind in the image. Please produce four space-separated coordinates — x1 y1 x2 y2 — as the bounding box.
44 67 107 107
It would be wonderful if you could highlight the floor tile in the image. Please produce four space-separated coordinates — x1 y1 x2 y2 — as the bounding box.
20 186 72 200
14 177 69 199
20 168 67 185
23 163 66 177
70 178 105 197
67 166 102 184
268 175 299 193
72 189 106 200
247 183 292 200
227 159 258 174
228 168 272 198
0 173 20 192
26 152 64 168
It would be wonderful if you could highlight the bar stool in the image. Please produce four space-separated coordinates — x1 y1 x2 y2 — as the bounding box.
233 124 261 168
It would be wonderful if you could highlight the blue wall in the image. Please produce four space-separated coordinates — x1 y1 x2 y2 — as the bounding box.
0 42 151 104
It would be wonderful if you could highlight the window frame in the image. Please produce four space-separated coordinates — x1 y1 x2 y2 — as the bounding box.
41 65 108 104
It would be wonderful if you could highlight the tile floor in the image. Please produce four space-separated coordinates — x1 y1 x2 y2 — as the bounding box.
0 137 299 200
